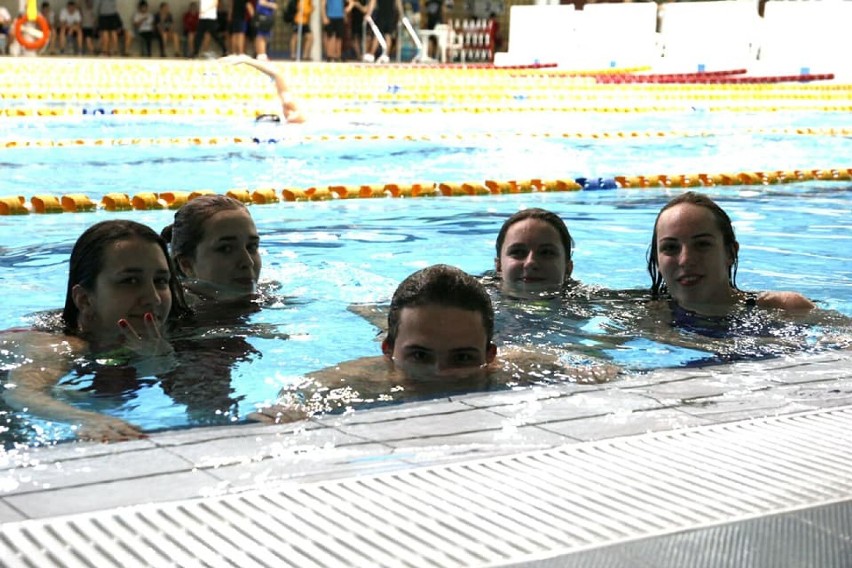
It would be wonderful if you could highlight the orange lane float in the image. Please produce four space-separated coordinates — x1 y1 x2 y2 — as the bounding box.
101 193 132 211
31 194 63 213
131 192 165 210
61 193 96 212
0 196 27 215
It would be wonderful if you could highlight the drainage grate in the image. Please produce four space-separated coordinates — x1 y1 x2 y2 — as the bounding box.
3 406 852 567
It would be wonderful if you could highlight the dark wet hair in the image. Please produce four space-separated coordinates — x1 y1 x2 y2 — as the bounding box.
62 220 192 332
495 208 574 261
386 264 494 349
647 191 740 299
161 195 248 277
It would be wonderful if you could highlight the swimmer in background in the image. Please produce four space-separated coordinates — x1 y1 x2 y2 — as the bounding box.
648 191 815 317
251 264 619 424
1 220 192 442
221 53 305 123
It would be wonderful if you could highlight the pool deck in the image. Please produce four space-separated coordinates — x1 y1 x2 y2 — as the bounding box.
2 348 850 525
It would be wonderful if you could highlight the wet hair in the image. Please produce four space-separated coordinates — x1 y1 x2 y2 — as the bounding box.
495 208 574 261
62 220 192 332
161 195 248 278
647 191 740 299
385 264 494 349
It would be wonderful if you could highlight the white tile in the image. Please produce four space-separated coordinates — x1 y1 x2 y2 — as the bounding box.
336 408 511 443
770 378 852 409
539 407 715 442
385 425 574 464
0 438 158 472
206 443 401 488
678 389 813 423
626 374 775 403
453 385 589 409
0 447 192 497
150 420 325 447
317 398 467 426
3 470 223 520
0 498 26 523
763 362 852 385
487 388 664 425
166 426 369 470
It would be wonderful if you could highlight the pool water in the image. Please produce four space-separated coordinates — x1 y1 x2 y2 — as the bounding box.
1 61 851 448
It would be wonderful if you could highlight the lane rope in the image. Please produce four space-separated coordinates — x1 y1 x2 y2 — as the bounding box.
3 127 852 149
2 168 849 215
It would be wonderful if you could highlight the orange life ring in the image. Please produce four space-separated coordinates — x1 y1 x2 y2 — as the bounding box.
13 14 51 51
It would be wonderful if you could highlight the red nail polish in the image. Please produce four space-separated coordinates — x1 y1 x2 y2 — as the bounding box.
144 313 154 322
118 319 129 328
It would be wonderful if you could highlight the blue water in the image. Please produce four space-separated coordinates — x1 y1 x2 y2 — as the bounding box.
1 110 851 447
2 111 852 197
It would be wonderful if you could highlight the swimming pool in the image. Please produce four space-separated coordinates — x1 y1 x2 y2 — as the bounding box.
1 59 851 448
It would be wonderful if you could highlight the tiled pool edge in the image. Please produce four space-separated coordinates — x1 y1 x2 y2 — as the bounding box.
1 349 850 523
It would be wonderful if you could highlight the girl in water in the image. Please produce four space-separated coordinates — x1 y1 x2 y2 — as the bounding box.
1 220 191 442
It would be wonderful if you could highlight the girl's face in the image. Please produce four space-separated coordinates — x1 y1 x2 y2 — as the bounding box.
178 209 261 296
382 305 496 385
74 238 172 343
655 203 737 309
496 218 571 298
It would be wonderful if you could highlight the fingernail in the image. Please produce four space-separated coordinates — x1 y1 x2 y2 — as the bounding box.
144 313 154 322
118 319 129 328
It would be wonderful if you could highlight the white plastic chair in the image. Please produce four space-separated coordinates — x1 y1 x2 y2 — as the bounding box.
431 23 464 64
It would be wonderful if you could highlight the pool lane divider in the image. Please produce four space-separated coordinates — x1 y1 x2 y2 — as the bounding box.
2 169 850 215
596 72 835 84
4 127 852 150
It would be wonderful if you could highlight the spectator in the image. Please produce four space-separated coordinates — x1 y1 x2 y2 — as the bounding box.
94 0 122 55
290 0 312 60
58 1 84 53
321 0 344 61
154 1 180 56
79 0 97 54
0 5 12 54
182 0 199 56
252 0 276 60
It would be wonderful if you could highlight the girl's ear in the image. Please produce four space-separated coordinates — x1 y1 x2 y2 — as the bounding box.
381 338 393 359
494 257 502 273
176 254 195 277
728 241 740 267
565 259 574 278
71 284 93 329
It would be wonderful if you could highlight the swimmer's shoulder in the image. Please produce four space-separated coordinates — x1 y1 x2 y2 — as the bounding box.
754 291 815 312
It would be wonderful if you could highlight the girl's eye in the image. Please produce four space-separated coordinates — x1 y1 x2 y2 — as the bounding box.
216 245 234 254
507 247 528 259
120 277 140 285
154 277 170 289
247 243 260 253
408 350 433 364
